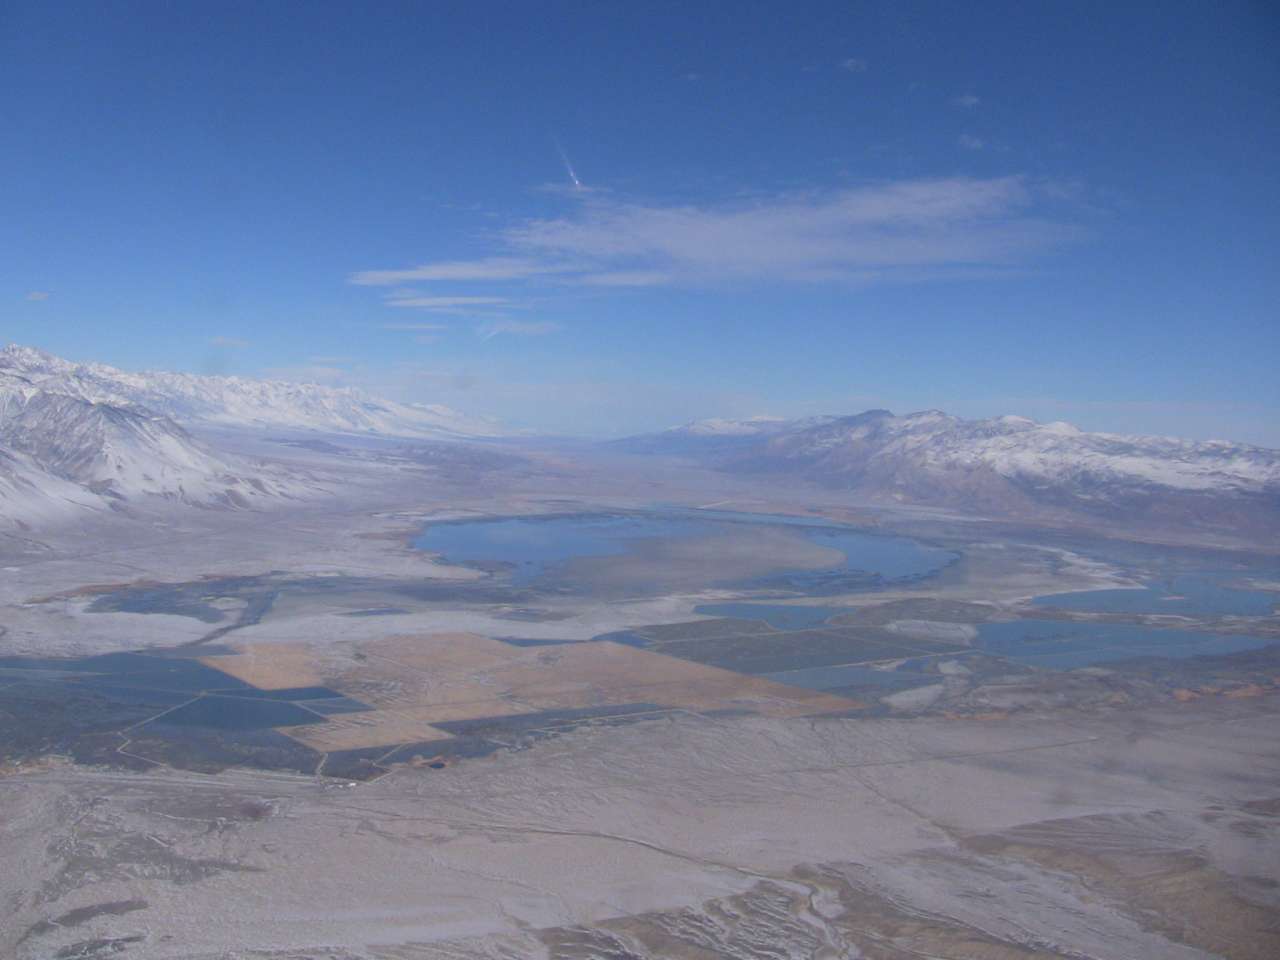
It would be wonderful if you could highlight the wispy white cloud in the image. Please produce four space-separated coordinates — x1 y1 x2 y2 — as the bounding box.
575 270 673 287
958 133 985 150
953 94 980 109
25 290 50 301
350 177 1081 314
478 319 562 340
350 257 560 285
386 295 512 312
505 177 1074 281
841 57 868 73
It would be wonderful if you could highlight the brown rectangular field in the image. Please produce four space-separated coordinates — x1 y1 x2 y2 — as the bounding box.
388 638 864 720
283 712 454 752
229 632 865 756
201 642 327 689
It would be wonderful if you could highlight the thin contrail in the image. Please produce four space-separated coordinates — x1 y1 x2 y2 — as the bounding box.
553 138 583 189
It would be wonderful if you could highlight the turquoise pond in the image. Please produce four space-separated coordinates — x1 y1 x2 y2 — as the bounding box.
414 512 955 586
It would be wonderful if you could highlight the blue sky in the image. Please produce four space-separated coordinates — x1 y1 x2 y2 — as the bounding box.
3 1 1278 442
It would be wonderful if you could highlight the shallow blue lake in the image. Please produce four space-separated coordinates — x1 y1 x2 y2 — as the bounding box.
416 514 710 584
415 511 955 587
976 619 1273 669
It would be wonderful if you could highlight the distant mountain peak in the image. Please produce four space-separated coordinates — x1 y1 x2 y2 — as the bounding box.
1 343 66 365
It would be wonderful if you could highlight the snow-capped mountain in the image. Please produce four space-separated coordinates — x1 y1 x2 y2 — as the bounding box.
0 347 342 527
0 388 301 508
0 345 503 440
623 409 1280 537
743 410 1280 492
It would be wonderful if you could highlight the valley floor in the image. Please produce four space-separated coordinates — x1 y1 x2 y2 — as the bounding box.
2 447 1278 959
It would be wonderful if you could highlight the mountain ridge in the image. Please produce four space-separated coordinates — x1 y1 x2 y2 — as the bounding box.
3 344 1276 541
620 409 1280 539
0 347 337 526
0 344 503 440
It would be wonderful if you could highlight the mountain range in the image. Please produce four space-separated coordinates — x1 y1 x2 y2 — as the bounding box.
620 410 1280 539
3 344 1277 542
0 345 501 440
0 344 502 527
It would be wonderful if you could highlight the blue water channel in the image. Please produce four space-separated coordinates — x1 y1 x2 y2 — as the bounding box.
1032 574 1278 617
